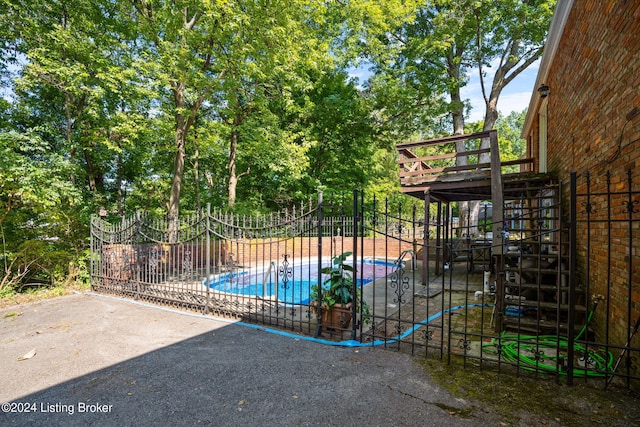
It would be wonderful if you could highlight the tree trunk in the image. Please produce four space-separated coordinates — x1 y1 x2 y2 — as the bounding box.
193 144 200 212
168 125 186 239
448 52 473 236
117 152 123 216
227 128 239 208
473 49 515 239
83 148 100 192
168 82 187 242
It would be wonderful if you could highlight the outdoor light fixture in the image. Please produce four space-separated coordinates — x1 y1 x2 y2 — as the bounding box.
538 84 550 98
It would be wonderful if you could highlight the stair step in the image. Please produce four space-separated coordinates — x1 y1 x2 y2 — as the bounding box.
503 316 587 334
506 283 579 292
504 241 567 246
505 267 567 275
510 300 587 312
504 252 569 261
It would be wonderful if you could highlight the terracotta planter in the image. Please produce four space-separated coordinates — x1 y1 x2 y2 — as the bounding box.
321 303 352 331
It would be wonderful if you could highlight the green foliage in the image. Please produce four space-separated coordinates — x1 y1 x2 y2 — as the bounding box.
0 0 553 295
321 252 356 307
465 110 527 170
310 252 370 322
0 127 84 293
0 130 79 222
297 70 377 195
367 0 555 136
496 110 527 161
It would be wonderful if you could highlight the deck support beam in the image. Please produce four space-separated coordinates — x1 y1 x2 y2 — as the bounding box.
423 191 431 285
489 131 505 332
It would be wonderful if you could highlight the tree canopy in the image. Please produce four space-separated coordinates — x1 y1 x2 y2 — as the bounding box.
0 0 553 291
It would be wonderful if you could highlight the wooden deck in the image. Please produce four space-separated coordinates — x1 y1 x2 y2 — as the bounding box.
396 130 549 202
397 130 563 334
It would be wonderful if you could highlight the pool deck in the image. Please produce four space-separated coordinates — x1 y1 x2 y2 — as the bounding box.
106 258 488 342
239 259 488 341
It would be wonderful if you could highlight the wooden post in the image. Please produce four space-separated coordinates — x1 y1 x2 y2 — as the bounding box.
489 130 505 332
423 191 431 285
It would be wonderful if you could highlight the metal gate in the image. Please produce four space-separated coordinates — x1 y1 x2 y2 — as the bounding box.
568 170 639 388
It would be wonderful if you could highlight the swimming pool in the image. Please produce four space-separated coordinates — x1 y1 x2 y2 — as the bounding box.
202 258 397 305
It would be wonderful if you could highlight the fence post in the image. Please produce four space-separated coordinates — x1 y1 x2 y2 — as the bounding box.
90 216 95 290
135 210 141 300
625 170 636 389
567 172 577 386
351 189 359 341
205 204 211 315
314 192 324 338
423 192 430 284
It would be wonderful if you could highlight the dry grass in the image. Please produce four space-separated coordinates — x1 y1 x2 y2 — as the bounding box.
0 282 89 309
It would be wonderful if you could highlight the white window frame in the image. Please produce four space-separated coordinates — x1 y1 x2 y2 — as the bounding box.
539 98 548 173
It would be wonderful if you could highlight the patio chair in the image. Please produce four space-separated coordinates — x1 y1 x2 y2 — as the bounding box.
444 238 469 270
470 242 492 273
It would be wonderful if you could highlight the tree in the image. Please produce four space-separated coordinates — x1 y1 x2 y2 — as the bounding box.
123 0 349 216
11 0 154 215
0 129 80 292
367 1 481 141
475 0 554 134
211 1 335 208
495 110 527 171
368 0 553 139
469 0 554 230
123 0 224 226
300 70 377 195
368 0 554 231
367 0 487 232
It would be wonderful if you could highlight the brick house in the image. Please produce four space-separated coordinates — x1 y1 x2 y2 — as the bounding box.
396 0 639 386
521 0 639 374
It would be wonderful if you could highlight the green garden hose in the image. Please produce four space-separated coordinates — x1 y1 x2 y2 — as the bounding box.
482 300 614 377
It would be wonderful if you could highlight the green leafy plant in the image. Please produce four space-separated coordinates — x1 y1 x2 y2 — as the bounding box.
310 252 370 323
478 219 492 234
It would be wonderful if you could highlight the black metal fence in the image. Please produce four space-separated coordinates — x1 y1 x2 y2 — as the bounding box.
569 170 639 389
90 178 639 390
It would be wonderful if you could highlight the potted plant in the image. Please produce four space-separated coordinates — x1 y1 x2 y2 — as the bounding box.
310 252 370 331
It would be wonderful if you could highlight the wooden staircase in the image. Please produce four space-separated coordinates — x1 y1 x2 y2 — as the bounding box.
395 130 583 336
498 181 585 335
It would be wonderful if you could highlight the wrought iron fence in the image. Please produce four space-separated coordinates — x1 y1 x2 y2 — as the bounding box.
569 170 639 389
90 179 639 390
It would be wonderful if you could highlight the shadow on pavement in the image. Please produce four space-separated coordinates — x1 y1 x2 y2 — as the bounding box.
1 293 498 426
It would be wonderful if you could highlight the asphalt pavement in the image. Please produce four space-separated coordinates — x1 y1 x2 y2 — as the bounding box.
0 292 507 426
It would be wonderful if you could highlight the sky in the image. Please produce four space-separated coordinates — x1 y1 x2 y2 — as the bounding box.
461 60 540 122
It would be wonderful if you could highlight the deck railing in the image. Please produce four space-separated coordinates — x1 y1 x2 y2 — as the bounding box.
397 130 534 189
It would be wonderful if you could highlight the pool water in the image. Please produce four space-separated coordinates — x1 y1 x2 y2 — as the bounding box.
203 259 397 305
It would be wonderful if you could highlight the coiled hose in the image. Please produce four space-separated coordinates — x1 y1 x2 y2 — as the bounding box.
482 300 614 377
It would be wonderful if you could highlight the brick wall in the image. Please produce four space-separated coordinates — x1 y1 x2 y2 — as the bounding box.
539 1 640 351
546 0 640 178
229 236 417 268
